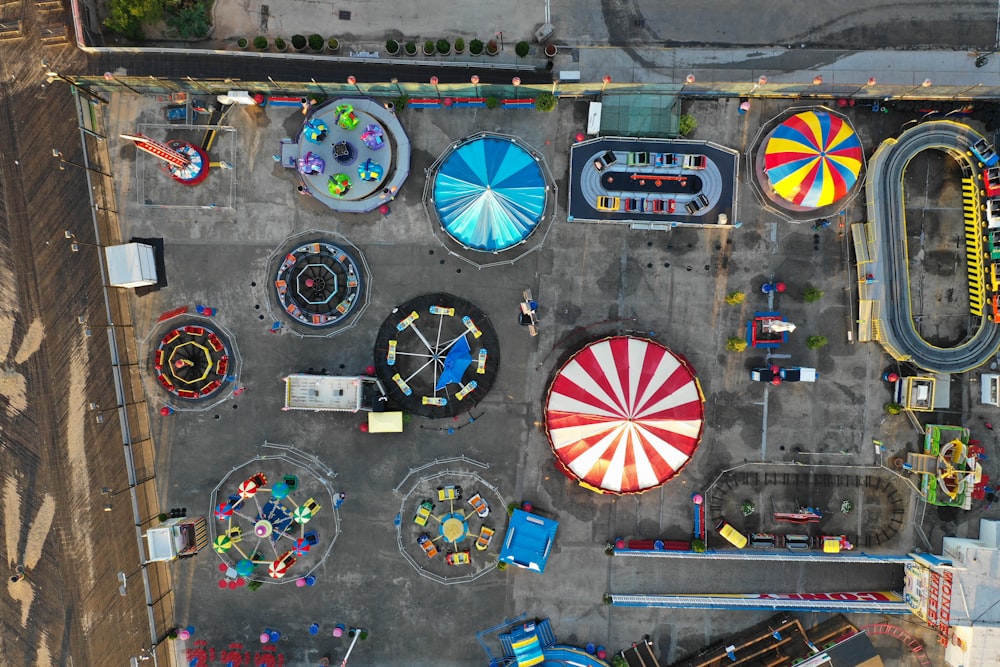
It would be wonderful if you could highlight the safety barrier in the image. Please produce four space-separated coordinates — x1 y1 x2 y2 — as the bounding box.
963 177 986 316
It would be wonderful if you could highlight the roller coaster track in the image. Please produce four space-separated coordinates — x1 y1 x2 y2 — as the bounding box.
864 120 1000 373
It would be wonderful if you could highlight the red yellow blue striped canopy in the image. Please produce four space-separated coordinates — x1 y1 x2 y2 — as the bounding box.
764 111 863 209
544 337 704 494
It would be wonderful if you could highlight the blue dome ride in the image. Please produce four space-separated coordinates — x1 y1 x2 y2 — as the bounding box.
431 135 548 253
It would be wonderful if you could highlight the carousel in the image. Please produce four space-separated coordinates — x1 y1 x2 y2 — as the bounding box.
153 321 235 401
373 293 500 418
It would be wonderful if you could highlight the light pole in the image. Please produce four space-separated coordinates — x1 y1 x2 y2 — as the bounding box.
512 76 521 100
901 78 933 97
42 60 109 104
64 230 102 253
601 75 611 94
103 71 142 95
390 77 403 96
347 75 363 95
311 78 327 96
52 149 110 177
430 76 440 99
341 627 368 666
471 75 480 97
495 31 504 51
749 75 767 94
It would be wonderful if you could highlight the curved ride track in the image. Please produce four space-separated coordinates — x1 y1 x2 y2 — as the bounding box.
867 120 1000 373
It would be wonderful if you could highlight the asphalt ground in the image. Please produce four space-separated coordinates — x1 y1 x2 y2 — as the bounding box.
91 88 1000 667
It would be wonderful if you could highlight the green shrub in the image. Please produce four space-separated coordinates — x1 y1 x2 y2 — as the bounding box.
884 402 903 415
469 38 483 55
740 501 756 517
496 561 507 570
454 37 465 52
385 39 399 53
246 580 263 591
236 37 248 49
424 40 435 55
535 91 557 112
404 41 416 55
327 37 339 50
104 0 160 40
725 291 745 305
691 538 706 553
436 38 450 54
253 35 268 50
291 34 306 50
166 3 211 39
515 41 530 57
679 113 698 136
726 337 747 352
485 95 499 109
308 34 323 50
274 37 286 50
806 335 828 350
803 286 824 303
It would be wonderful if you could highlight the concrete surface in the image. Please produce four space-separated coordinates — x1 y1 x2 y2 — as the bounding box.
99 89 1000 667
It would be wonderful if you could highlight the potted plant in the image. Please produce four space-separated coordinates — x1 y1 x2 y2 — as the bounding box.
841 499 854 514
385 39 399 55
691 538 706 553
423 40 435 56
308 34 323 51
740 501 756 517
404 41 417 56
253 36 268 51
496 561 507 570
515 40 530 57
327 37 339 53
274 37 287 52
454 37 465 54
485 39 499 56
291 34 307 51
469 38 483 56
237 37 249 50
544 43 557 58
436 38 450 55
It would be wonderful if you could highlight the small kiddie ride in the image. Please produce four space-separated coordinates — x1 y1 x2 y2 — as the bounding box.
417 533 439 558
468 492 490 518
413 500 434 526
446 549 471 565
438 485 462 502
476 526 495 551
972 138 999 167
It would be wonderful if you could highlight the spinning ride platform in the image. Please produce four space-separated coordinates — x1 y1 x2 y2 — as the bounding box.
152 319 236 403
374 293 499 418
273 238 367 329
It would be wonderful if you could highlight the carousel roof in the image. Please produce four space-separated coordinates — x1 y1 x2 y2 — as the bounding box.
763 110 863 209
432 136 547 252
544 336 704 494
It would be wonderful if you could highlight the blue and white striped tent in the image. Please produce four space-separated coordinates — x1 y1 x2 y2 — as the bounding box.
432 136 547 252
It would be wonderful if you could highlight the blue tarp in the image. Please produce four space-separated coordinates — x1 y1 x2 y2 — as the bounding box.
433 137 546 252
498 509 559 573
436 334 472 390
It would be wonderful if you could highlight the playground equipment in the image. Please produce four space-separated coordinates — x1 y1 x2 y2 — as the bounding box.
121 132 209 186
272 237 367 329
746 312 789 348
906 425 982 508
153 321 234 401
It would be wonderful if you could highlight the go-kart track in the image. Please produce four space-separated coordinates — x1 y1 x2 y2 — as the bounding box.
864 120 1000 373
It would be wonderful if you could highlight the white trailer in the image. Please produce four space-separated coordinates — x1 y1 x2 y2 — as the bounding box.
282 374 381 412
144 516 208 562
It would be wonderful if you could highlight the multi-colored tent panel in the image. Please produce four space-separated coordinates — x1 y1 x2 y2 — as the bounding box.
544 336 705 494
764 110 863 209
432 136 547 252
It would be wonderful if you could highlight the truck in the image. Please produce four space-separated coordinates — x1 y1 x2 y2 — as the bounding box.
282 374 384 412
144 516 208 562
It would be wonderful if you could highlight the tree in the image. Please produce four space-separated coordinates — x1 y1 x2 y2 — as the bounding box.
535 92 557 112
105 0 163 40
678 113 697 136
806 335 828 350
726 337 747 352
166 3 210 39
803 286 824 303
725 290 745 305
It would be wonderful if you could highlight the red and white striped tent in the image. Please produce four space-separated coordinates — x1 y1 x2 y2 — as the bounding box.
544 336 704 494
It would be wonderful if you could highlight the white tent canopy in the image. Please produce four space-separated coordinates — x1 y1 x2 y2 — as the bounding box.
104 243 157 288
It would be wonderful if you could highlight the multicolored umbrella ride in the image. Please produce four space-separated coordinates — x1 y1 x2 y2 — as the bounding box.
544 336 705 495
431 134 548 252
213 535 233 554
763 110 863 209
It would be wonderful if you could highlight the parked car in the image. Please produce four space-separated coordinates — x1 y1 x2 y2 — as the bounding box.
596 196 620 212
749 533 777 548
593 151 618 171
715 519 748 549
750 366 818 383
986 166 1000 196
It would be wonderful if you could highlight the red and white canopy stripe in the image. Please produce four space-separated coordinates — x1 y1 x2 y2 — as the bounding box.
544 336 704 494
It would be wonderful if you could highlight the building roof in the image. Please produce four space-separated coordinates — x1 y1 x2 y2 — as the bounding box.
942 519 1000 626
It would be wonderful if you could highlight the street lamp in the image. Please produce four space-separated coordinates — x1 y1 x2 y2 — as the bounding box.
390 77 403 96
103 71 142 95
52 149 110 177
685 74 696 84
471 75 480 97
812 75 823 85
42 60 108 104
347 75 363 95
512 76 521 100
430 76 440 99
902 78 933 97
601 75 611 94
495 31 504 51
64 230 101 253
341 627 369 666
311 78 327 96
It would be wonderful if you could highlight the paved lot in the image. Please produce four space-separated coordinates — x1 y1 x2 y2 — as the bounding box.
98 91 1000 667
